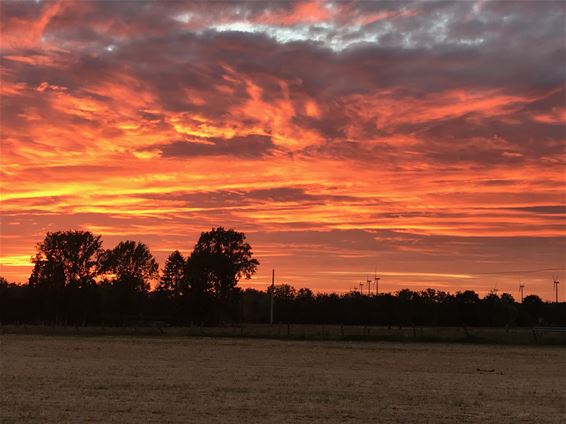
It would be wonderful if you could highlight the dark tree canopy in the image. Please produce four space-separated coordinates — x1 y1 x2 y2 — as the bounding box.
187 227 259 298
0 276 9 288
28 230 103 288
101 240 158 293
6 228 565 328
156 250 186 297
269 284 296 301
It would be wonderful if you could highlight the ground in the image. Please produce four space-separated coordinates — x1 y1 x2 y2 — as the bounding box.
1 334 565 423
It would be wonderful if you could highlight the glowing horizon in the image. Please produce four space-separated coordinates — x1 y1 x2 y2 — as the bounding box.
1 0 565 300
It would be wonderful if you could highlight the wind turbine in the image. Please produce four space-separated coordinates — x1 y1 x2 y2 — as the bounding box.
553 275 560 303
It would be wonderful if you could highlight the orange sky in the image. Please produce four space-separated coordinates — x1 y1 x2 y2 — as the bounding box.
1 0 565 300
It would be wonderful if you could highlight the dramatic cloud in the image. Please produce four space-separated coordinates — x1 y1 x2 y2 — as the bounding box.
1 0 564 298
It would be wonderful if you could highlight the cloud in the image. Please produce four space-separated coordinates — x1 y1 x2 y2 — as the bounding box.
1 0 564 298
157 135 275 158
506 206 566 215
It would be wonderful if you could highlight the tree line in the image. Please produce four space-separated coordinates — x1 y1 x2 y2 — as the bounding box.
0 229 564 327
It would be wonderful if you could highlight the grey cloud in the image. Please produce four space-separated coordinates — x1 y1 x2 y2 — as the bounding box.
2 0 564 167
505 206 566 215
251 228 566 266
137 186 360 208
158 135 275 158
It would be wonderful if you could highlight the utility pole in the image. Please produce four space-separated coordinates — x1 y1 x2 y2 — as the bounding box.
270 269 275 326
519 283 524 303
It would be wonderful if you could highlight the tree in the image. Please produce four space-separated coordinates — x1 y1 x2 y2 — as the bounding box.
156 250 186 297
481 292 517 326
395 289 418 326
29 230 103 288
100 240 158 293
187 227 259 299
521 294 544 325
27 231 104 324
0 276 9 288
455 290 480 326
295 288 315 323
0 276 33 324
185 227 259 323
268 284 296 323
99 241 158 323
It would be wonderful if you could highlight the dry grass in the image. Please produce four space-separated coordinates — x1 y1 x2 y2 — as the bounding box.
1 335 565 423
3 324 565 345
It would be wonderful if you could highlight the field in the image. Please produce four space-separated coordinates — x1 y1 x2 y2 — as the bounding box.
2 333 565 423
2 323 566 345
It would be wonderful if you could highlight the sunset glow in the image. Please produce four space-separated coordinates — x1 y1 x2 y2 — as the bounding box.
1 0 565 299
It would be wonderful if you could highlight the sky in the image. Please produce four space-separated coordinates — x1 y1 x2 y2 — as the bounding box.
1 0 565 300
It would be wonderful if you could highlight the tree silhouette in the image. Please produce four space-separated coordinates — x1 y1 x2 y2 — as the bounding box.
156 250 186 297
393 288 420 326
154 250 187 322
455 290 480 326
0 276 9 288
29 230 103 289
521 294 544 325
187 227 259 299
4 229 563 328
99 241 158 323
268 284 297 323
186 227 259 322
27 231 104 324
100 240 158 293
295 288 315 323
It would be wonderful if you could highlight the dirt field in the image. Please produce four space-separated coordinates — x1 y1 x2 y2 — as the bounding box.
1 335 565 423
